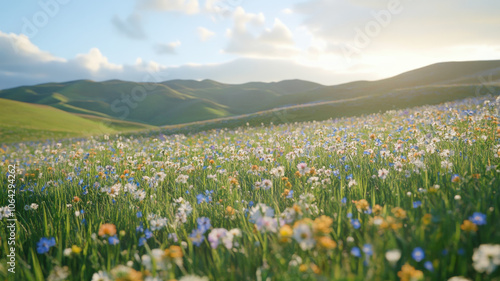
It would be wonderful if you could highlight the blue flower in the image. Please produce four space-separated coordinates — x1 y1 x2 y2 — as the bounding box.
341 197 347 204
351 247 361 257
138 237 146 246
108 235 119 245
196 193 210 204
144 229 153 239
362 244 373 256
424 261 433 271
197 217 211 233
36 237 56 254
189 229 205 246
413 201 422 208
469 212 486 225
286 190 294 199
412 247 425 262
136 211 142 218
351 219 361 230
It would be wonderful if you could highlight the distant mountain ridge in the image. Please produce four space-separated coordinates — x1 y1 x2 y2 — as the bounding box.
1 59 499 140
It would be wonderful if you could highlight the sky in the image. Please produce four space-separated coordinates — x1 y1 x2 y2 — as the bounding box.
0 0 499 89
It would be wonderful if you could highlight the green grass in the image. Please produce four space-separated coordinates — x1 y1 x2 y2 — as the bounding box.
0 98 115 143
0 95 499 280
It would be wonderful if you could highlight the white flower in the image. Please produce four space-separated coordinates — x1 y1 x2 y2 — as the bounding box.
91 270 111 281
142 249 167 271
261 179 273 190
292 223 315 250
249 203 274 223
63 248 73 257
30 203 39 210
472 244 500 274
378 168 389 180
297 163 310 176
385 249 401 266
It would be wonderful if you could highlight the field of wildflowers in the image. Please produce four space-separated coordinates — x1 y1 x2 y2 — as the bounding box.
1 96 500 281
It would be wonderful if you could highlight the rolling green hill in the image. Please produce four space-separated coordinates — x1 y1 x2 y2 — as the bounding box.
1 60 499 142
0 98 117 143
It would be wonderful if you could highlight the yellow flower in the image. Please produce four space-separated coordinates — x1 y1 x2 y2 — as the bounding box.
71 245 82 254
299 264 308 272
422 214 432 226
279 225 293 243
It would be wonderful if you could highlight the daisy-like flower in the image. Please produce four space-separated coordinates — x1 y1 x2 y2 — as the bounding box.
292 221 315 250
261 179 273 190
378 168 389 180
208 228 234 249
248 203 274 223
297 163 310 176
472 244 500 274
98 223 117 237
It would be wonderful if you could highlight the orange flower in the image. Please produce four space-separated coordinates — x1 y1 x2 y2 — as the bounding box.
373 204 383 215
392 207 407 219
397 264 423 281
460 220 478 232
98 223 117 237
317 236 337 249
225 206 235 216
282 189 290 198
313 216 333 234
353 199 370 212
165 245 183 259
73 196 81 203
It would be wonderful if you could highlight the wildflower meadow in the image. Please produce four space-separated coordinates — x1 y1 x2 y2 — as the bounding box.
1 95 500 281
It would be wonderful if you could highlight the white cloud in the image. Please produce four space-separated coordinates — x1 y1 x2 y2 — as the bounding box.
74 48 123 73
155 41 181 55
197 27 215 41
0 31 371 89
224 8 298 58
282 8 293 15
138 0 200 14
